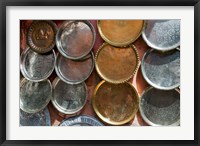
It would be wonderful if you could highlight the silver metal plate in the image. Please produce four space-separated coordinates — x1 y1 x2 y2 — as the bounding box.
20 48 56 82
139 87 180 126
56 20 96 60
141 49 180 90
20 78 52 113
20 107 51 126
55 52 94 84
59 115 104 126
51 77 87 114
142 20 180 51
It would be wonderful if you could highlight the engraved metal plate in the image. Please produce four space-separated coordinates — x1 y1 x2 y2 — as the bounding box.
142 20 180 51
20 48 56 82
59 115 104 126
51 78 87 115
20 78 52 113
20 107 51 126
141 49 180 90
139 87 180 126
55 52 94 84
56 20 96 60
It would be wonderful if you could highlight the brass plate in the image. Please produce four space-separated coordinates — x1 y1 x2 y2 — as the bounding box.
97 20 144 47
92 80 139 125
95 43 139 84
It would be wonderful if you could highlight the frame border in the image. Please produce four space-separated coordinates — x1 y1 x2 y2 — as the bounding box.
0 0 199 146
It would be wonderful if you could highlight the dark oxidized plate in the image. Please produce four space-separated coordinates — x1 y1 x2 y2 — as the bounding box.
27 20 57 53
59 115 104 126
139 87 180 126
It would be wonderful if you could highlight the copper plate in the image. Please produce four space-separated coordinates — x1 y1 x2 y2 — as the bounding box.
92 80 139 125
139 87 180 126
95 43 139 84
56 20 96 60
98 20 144 47
27 20 57 53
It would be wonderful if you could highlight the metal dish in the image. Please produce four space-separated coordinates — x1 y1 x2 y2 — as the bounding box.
95 43 139 84
59 115 104 126
92 80 139 125
51 77 87 115
139 87 180 126
20 78 52 113
141 48 180 90
20 107 51 126
20 47 56 82
97 20 145 47
56 20 96 60
55 52 94 84
142 20 180 51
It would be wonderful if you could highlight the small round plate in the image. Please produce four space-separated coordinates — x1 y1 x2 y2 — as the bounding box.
27 20 57 54
20 47 56 82
141 48 180 90
142 20 180 51
51 77 87 115
56 20 96 60
55 52 94 84
97 20 144 47
92 80 139 125
20 107 51 126
20 78 52 113
139 87 180 126
59 115 104 126
95 43 139 84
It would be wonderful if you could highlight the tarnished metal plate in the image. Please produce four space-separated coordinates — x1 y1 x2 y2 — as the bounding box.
27 20 57 53
98 20 144 47
142 20 180 51
20 107 51 126
55 52 94 84
139 87 180 126
20 48 56 82
141 49 180 90
56 20 96 60
95 43 139 84
51 77 87 115
20 78 52 113
92 80 139 125
59 115 104 126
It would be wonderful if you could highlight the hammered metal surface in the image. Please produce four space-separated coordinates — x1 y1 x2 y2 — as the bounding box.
20 78 52 113
20 107 51 126
56 20 95 59
139 87 180 126
92 81 139 125
55 52 94 84
98 20 144 46
142 20 180 51
59 115 104 126
51 78 87 114
95 43 139 83
20 48 56 81
141 49 180 90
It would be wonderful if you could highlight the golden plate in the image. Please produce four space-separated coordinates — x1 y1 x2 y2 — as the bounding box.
92 80 139 125
95 43 139 84
97 20 145 47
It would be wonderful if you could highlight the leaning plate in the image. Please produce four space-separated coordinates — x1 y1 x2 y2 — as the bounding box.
141 48 180 90
92 80 139 125
20 48 56 82
59 115 104 126
51 77 87 115
142 20 180 51
139 87 180 126
20 78 52 113
56 20 96 60
20 107 51 126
